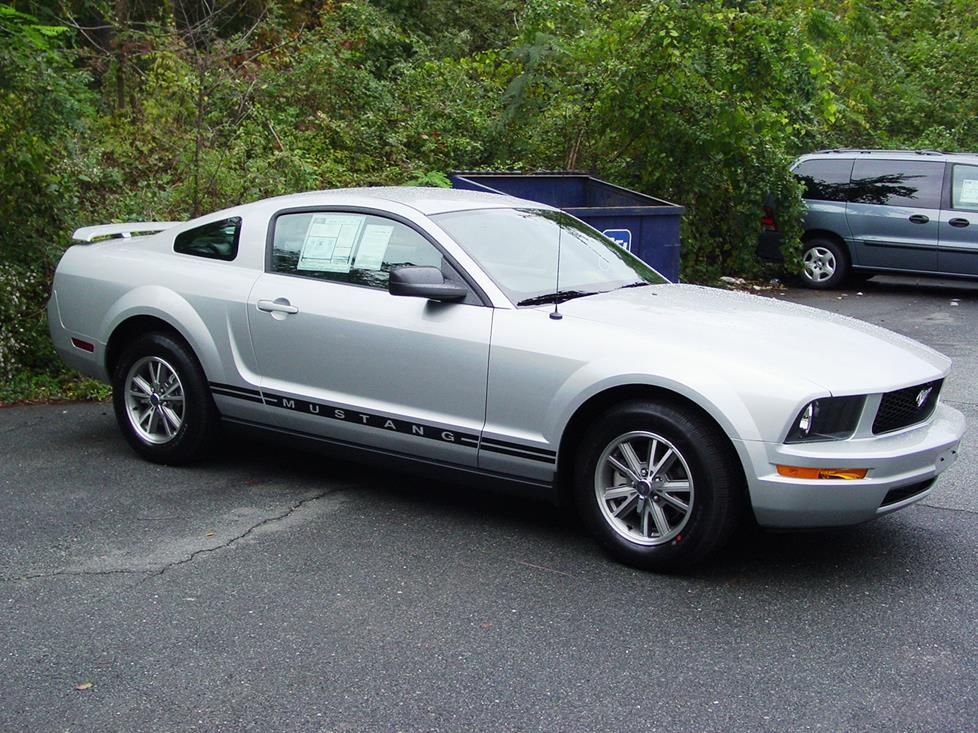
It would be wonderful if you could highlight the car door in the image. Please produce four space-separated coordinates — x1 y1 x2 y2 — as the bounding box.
937 161 978 276
246 207 492 468
846 158 945 272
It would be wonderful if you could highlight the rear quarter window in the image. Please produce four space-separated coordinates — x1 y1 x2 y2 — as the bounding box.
174 217 242 261
794 159 853 202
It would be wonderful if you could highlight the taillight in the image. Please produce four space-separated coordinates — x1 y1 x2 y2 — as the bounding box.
761 206 778 231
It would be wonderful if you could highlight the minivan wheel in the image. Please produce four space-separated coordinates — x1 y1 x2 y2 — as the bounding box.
801 238 849 289
574 400 744 572
112 332 217 464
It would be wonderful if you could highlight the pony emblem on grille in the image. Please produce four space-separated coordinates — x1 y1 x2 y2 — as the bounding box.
916 386 933 408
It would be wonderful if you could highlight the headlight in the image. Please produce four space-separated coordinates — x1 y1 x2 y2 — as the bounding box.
785 396 865 443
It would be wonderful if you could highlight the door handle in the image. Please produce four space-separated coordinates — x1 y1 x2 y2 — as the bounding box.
908 214 930 224
949 217 970 228
257 298 299 314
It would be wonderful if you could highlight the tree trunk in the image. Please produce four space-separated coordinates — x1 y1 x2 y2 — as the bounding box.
114 0 129 112
192 60 205 217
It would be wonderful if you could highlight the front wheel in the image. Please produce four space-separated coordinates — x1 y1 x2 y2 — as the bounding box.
112 332 217 464
574 400 744 572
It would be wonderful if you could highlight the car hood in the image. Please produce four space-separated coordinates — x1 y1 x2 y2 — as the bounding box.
552 284 950 395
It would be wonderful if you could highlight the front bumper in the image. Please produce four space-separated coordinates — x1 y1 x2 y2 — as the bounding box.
738 403 965 528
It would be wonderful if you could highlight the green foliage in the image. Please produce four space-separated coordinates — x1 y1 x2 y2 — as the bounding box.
0 5 96 401
0 261 48 382
497 0 816 279
1 0 977 402
405 171 452 187
0 4 93 267
0 370 111 405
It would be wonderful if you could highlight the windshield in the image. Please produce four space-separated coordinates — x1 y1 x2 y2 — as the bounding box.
431 208 668 305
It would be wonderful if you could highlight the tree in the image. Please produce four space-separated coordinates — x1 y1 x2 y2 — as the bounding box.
0 4 92 382
0 4 92 266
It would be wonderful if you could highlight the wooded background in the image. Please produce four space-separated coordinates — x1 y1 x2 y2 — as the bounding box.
2 0 976 401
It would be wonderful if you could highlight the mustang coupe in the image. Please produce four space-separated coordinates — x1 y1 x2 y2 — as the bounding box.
50 188 965 570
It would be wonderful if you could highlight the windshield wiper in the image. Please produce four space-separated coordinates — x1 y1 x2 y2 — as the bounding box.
618 281 651 289
517 290 598 307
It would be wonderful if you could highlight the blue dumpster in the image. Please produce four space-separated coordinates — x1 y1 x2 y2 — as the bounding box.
449 172 685 282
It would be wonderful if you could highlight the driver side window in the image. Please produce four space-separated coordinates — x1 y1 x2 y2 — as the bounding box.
270 211 445 290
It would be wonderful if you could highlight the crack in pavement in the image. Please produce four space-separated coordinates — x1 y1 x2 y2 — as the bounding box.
920 502 978 516
145 489 333 580
0 489 333 584
0 567 146 583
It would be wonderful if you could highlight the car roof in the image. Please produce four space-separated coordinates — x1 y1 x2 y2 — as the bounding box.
797 149 978 164
258 186 556 215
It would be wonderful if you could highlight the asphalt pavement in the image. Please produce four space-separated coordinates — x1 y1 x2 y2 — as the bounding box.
2 275 976 733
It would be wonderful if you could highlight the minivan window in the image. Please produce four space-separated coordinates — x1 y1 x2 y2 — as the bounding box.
849 160 944 209
951 164 978 212
794 159 852 202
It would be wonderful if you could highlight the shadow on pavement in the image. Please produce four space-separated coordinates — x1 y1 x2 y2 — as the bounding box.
213 431 957 585
784 273 978 299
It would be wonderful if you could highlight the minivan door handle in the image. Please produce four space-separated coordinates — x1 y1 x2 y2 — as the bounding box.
949 217 970 228
908 214 930 224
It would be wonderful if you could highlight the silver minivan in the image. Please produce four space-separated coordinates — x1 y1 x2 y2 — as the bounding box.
758 149 978 288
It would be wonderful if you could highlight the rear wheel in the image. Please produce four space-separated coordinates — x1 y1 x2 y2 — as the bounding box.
574 400 744 571
112 332 217 464
801 237 849 289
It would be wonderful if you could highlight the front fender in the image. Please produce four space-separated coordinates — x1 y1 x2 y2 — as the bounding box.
546 353 827 446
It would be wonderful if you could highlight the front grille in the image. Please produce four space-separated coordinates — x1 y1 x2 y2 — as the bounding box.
872 379 942 434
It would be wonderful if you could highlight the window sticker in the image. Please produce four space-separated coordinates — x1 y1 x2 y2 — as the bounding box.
353 224 394 270
297 214 364 272
959 179 978 205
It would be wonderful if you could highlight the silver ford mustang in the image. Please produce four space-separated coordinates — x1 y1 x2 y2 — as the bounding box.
49 187 965 570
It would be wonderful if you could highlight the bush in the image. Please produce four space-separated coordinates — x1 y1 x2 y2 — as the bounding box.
0 262 53 382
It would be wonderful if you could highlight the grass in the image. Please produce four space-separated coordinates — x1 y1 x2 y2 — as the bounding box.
0 370 111 406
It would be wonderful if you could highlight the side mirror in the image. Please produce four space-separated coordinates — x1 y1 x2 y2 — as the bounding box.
388 266 468 302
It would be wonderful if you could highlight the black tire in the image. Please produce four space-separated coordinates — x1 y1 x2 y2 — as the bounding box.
112 332 217 464
800 237 850 289
574 400 744 572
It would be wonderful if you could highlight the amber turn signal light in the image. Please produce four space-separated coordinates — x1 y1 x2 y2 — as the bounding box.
776 465 868 480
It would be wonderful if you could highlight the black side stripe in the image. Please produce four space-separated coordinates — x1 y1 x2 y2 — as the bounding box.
210 381 261 396
210 382 263 403
221 416 553 490
481 444 557 464
481 437 556 459
211 385 555 463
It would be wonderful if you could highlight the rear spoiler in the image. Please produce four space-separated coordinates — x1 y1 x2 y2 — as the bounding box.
71 221 182 243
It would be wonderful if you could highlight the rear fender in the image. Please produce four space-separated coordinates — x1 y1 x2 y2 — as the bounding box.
100 286 222 379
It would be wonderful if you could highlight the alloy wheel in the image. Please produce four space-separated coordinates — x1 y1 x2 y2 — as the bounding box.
124 356 186 445
593 430 694 546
